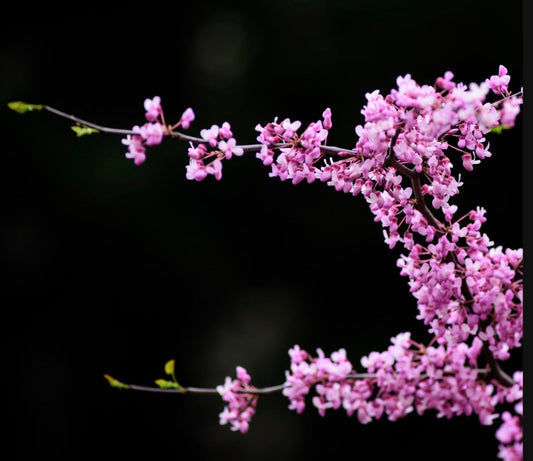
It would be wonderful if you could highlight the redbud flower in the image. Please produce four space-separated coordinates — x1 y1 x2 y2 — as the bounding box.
144 96 162 122
496 411 523 461
200 125 220 147
139 122 164 146
280 118 301 141
500 98 522 128
216 366 258 434
218 138 244 160
185 158 208 181
436 71 456 91
322 108 332 130
486 65 511 96
206 158 223 180
187 142 207 160
122 131 146 165
180 107 195 130
256 144 274 166
218 121 233 140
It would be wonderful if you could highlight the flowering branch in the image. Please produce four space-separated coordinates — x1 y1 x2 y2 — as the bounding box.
106 368 491 395
9 65 523 460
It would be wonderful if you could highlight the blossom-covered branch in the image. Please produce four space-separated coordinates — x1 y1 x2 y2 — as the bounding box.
9 65 523 460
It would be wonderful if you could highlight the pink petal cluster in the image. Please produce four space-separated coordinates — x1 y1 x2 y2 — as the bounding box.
186 121 243 181
317 70 519 206
486 65 511 96
493 371 523 460
398 240 522 358
121 132 146 166
282 334 520 428
255 108 333 184
216 366 258 434
282 345 352 415
179 107 195 130
122 96 168 165
496 411 523 461
144 96 162 122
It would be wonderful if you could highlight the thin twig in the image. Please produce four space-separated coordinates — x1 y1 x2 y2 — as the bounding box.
43 105 136 136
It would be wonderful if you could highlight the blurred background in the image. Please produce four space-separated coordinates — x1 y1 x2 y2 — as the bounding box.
2 1 523 460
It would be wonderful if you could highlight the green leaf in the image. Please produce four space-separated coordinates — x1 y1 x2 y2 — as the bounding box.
71 125 100 137
104 374 129 389
7 101 43 114
490 125 511 134
164 359 175 376
154 379 182 390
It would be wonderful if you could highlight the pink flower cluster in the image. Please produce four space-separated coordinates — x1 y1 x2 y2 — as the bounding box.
493 370 523 461
496 411 523 461
282 345 353 415
398 235 523 358
486 65 511 96
122 97 195 165
317 68 521 207
186 122 243 181
255 108 333 184
216 366 258 434
282 335 522 431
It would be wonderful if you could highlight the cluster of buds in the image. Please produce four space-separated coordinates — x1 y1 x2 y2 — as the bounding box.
121 96 195 165
216 366 258 434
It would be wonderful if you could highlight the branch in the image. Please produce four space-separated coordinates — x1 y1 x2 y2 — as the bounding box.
104 369 491 396
32 104 448 241
13 102 363 158
42 105 137 136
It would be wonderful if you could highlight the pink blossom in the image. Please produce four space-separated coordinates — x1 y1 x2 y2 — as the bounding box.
218 138 244 160
216 366 258 434
122 132 146 165
256 144 274 166
279 118 301 141
200 125 220 147
496 412 523 461
179 107 195 129
218 121 233 140
322 107 332 130
144 96 162 122
206 158 223 180
187 142 208 160
185 158 208 181
436 71 456 91
461 153 478 171
500 97 522 128
138 122 164 146
486 65 511 96
288 345 308 364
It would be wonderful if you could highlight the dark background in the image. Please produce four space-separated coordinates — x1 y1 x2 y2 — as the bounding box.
2 1 524 460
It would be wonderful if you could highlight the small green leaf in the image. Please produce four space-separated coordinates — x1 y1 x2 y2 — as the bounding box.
8 101 43 114
104 374 129 389
490 125 510 134
164 359 175 376
71 125 100 137
155 379 182 390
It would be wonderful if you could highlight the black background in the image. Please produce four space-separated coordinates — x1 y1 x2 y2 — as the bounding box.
2 1 524 460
